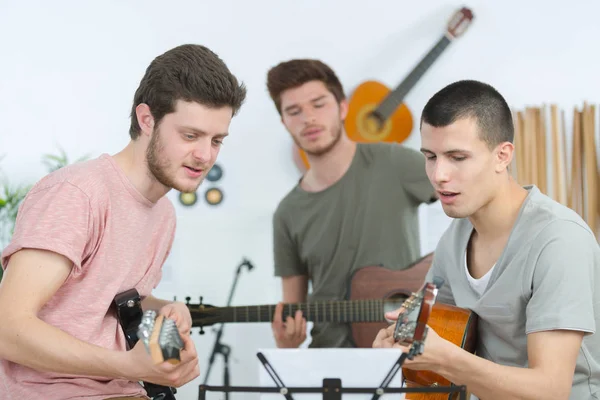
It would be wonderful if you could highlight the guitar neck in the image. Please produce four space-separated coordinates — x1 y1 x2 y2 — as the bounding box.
197 299 386 325
376 34 452 120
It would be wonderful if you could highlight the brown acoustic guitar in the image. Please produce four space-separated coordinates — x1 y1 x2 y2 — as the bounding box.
185 253 478 399
294 6 475 172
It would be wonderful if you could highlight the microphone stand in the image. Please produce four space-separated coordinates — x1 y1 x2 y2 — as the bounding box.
202 258 254 399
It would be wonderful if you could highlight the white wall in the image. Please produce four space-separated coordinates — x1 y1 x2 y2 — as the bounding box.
1 0 599 399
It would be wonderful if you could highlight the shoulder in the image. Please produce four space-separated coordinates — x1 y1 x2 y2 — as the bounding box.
272 184 301 223
357 142 424 162
26 154 114 202
156 196 176 220
520 186 597 248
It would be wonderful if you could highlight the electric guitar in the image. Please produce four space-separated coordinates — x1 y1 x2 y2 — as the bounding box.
114 289 183 400
294 6 475 172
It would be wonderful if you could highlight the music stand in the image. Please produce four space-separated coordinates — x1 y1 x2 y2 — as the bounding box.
257 348 403 399
197 348 467 399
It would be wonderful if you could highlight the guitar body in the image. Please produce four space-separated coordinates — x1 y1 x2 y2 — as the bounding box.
349 252 479 399
403 304 478 400
349 252 433 348
345 80 414 144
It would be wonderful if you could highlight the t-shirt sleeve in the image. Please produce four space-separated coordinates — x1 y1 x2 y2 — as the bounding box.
389 144 437 205
1 181 93 277
424 251 456 306
525 220 598 335
272 206 307 277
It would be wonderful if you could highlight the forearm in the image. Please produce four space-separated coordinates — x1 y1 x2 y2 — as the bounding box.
141 294 173 311
0 314 129 379
439 347 568 400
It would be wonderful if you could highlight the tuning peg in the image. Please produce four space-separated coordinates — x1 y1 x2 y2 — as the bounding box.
199 296 203 306
185 296 191 305
173 295 177 301
199 326 205 335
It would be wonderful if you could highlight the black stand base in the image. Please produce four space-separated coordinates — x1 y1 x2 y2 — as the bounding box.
198 383 468 399
198 351 467 400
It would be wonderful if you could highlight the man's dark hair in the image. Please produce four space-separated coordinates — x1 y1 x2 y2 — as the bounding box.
266 59 345 115
420 80 514 148
129 44 247 139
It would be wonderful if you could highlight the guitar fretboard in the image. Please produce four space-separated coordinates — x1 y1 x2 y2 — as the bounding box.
192 299 387 325
376 34 452 120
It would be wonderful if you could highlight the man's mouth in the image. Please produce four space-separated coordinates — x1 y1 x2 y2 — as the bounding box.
438 190 459 198
184 166 204 177
302 127 323 136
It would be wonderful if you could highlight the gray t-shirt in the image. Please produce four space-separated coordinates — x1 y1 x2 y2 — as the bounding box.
273 142 436 348
426 185 600 399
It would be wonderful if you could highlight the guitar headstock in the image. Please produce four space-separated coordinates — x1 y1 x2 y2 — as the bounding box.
446 6 474 40
392 277 444 358
137 310 184 365
184 297 220 331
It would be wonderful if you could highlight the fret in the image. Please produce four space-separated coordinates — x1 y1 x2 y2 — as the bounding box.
330 302 333 322
346 300 349 322
191 299 391 326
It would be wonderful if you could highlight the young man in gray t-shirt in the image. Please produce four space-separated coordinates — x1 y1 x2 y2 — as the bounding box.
374 79 600 399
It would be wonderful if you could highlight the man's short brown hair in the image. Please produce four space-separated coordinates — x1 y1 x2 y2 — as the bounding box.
129 44 247 139
266 59 345 115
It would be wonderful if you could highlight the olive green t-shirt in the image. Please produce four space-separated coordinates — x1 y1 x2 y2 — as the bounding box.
272 142 436 348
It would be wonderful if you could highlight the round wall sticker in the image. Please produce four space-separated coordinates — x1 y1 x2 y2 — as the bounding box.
179 191 198 207
206 164 223 182
205 187 223 206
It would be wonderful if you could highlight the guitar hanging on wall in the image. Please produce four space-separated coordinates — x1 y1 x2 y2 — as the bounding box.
294 6 475 172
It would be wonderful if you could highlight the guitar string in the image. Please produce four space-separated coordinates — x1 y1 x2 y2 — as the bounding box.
190 299 390 323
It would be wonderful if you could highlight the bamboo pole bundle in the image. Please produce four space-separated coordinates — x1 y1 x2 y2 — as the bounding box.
581 103 598 238
550 105 567 205
513 103 599 240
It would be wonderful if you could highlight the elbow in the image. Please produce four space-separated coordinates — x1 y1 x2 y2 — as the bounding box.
0 314 16 358
539 379 571 400
0 309 33 359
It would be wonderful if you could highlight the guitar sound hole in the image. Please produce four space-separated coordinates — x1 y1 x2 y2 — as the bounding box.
383 293 409 323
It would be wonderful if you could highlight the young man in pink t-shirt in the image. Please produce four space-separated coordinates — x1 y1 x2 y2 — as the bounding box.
0 44 246 400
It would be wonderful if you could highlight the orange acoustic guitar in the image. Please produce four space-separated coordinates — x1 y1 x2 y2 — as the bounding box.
294 6 475 172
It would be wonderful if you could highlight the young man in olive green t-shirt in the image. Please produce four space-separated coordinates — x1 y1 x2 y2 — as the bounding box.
265 59 437 348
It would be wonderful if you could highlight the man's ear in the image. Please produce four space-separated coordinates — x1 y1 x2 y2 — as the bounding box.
496 141 514 172
339 99 349 120
135 103 155 138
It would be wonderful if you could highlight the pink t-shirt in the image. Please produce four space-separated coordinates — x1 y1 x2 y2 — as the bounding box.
0 153 176 400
